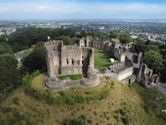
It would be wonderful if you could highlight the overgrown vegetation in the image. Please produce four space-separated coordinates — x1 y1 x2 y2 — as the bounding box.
119 34 133 43
24 74 114 105
22 70 40 88
22 43 47 73
135 38 166 82
129 83 166 125
7 27 94 52
58 74 83 80
0 54 19 92
0 42 13 54
2 80 164 125
63 117 85 125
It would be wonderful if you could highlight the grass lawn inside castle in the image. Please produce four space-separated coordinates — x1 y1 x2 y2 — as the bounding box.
94 49 112 71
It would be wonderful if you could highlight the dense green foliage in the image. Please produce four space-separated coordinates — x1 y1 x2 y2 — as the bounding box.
144 50 164 74
7 27 93 52
146 44 160 52
110 32 120 39
134 38 146 52
0 42 13 54
119 34 132 43
22 71 40 88
23 43 47 73
0 54 19 92
135 39 166 82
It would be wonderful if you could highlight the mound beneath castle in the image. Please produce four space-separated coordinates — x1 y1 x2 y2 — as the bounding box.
45 74 101 90
1 77 165 125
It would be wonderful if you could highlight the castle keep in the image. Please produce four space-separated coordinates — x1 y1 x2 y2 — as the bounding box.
45 40 94 79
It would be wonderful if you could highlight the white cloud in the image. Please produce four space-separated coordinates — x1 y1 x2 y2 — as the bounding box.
0 1 166 19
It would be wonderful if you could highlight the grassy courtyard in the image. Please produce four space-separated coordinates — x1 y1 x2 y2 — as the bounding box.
94 49 111 71
58 74 83 80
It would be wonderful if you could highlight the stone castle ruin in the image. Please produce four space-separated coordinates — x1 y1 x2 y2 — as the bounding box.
44 36 159 90
45 40 94 79
44 40 100 90
79 36 160 87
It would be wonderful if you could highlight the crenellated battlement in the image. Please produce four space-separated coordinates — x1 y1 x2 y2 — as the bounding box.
44 40 63 47
45 39 94 79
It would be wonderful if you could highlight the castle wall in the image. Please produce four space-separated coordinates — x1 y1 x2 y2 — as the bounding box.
82 47 94 77
117 66 134 81
45 40 63 79
45 40 95 78
61 46 83 75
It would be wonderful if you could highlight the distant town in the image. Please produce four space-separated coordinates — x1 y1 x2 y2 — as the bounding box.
1 20 166 45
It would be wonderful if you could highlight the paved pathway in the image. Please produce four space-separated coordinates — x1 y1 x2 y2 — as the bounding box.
156 83 166 96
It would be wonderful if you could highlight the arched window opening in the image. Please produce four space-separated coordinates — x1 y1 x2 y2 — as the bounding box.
72 58 74 66
66 58 69 65
77 60 80 65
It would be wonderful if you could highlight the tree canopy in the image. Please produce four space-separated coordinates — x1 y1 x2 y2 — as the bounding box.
23 43 47 73
0 54 19 92
0 42 13 54
144 50 164 74
146 45 160 52
7 27 93 52
110 32 120 39
119 34 132 44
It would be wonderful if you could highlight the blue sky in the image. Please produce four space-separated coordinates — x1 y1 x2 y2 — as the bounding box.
0 0 166 20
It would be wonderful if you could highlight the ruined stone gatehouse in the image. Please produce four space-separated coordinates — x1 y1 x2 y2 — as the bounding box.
45 40 94 79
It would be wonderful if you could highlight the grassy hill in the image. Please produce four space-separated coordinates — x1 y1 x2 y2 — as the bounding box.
0 77 166 125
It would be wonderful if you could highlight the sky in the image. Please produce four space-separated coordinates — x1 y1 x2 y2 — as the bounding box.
0 0 166 20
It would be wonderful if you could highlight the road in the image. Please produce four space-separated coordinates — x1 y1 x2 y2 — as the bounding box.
156 83 166 96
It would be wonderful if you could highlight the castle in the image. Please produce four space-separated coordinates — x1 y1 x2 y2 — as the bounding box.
45 40 94 79
44 36 159 90
79 36 160 87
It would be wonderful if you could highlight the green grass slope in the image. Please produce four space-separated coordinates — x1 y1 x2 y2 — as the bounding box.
0 79 165 125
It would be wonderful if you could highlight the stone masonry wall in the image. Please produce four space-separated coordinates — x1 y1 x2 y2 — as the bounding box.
45 40 94 78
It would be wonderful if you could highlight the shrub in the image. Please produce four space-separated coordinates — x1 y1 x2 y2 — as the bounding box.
64 117 85 125
58 74 83 80
22 70 40 87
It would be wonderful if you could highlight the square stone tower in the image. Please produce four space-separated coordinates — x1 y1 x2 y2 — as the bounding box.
45 40 94 79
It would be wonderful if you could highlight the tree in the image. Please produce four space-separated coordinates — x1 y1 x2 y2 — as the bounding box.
23 43 47 73
144 50 164 74
0 54 19 92
161 69 166 82
59 36 74 45
146 45 160 52
119 34 132 43
135 38 146 53
110 32 120 39
0 42 13 54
